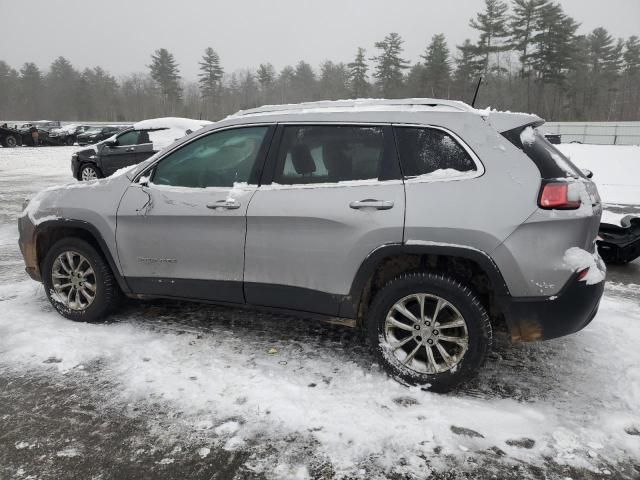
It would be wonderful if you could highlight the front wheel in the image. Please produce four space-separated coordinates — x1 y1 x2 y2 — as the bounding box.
42 238 120 322
4 135 17 148
80 164 102 181
367 272 492 393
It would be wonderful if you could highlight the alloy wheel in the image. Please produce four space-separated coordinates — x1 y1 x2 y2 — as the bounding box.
81 166 98 181
50 251 97 311
383 293 469 374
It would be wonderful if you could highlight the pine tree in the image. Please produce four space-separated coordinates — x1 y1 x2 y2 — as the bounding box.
371 32 409 97
198 47 224 100
277 65 295 103
510 0 548 110
586 28 623 119
530 3 579 117
469 0 510 74
20 62 44 119
257 63 275 90
347 47 369 98
510 0 547 73
0 61 18 119
421 34 451 98
453 39 483 101
46 57 79 119
149 48 182 104
319 61 349 100
291 61 316 102
621 36 640 119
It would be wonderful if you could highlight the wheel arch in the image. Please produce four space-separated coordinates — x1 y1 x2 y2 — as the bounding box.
35 219 130 294
340 243 516 336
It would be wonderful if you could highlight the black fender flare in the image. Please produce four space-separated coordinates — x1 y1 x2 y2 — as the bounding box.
35 218 131 294
339 243 512 319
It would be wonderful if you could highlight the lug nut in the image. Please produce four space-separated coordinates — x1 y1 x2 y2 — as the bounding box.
427 339 434 345
433 330 439 335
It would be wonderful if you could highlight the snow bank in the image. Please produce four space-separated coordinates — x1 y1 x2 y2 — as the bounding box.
557 144 640 205
562 247 606 285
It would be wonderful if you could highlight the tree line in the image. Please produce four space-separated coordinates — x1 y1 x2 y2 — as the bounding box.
1 0 639 123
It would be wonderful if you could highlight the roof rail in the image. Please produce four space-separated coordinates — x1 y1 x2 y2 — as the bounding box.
232 98 474 117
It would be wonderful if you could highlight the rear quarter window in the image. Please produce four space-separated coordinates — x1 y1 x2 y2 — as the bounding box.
394 127 477 178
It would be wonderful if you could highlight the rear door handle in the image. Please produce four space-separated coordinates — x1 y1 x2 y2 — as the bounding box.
207 199 241 210
127 147 135 152
349 199 394 210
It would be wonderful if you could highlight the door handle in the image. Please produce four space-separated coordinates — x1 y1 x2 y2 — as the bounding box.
127 147 135 152
206 199 241 210
349 199 394 210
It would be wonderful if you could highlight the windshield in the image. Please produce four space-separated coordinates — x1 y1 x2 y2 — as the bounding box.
85 128 102 134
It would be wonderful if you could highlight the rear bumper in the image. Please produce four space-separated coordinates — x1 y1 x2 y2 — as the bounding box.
501 275 605 342
18 214 41 282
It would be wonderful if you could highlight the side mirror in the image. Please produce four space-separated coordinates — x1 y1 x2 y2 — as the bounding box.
103 140 116 147
582 169 593 179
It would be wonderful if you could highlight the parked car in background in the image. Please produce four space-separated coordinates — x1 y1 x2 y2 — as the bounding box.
72 117 211 180
77 126 128 145
17 120 61 132
49 124 92 145
21 101 605 392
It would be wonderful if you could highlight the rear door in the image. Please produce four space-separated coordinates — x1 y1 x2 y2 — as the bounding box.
243 123 405 316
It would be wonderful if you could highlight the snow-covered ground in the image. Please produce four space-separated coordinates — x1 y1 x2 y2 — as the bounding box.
558 144 640 205
1 145 639 479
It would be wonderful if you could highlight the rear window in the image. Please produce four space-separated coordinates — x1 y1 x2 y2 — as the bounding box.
502 126 583 179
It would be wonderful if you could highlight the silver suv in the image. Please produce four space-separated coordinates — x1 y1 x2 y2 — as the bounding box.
18 99 605 392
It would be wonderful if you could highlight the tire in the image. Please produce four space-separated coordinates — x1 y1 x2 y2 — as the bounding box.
366 272 492 393
80 164 102 181
4 135 17 148
42 238 120 322
65 136 75 146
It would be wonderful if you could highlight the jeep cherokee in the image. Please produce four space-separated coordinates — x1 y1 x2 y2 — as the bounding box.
18 99 605 392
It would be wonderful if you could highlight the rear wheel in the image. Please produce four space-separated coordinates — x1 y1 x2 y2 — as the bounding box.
80 164 102 181
42 238 119 322
367 272 492 393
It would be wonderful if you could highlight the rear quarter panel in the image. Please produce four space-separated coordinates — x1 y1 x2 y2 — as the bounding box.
401 113 541 296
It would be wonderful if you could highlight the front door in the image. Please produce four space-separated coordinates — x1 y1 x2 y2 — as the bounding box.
100 130 141 176
244 124 405 316
116 125 274 303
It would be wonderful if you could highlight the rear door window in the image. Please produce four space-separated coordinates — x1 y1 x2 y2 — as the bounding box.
394 127 477 178
502 126 583 179
273 125 388 185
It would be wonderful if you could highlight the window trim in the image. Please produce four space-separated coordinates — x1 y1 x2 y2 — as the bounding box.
392 123 485 183
259 122 402 189
133 123 276 188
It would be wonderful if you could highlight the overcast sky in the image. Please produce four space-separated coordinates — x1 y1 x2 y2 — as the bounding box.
1 0 638 80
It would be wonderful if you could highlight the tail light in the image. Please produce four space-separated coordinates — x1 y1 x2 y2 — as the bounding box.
539 182 581 210
577 267 590 281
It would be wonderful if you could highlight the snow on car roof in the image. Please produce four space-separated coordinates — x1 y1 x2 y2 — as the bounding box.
133 117 212 132
132 117 213 150
228 98 474 118
226 99 544 132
